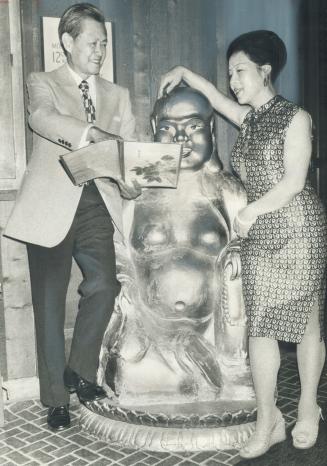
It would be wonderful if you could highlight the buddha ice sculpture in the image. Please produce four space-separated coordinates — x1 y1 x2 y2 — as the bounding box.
81 88 256 451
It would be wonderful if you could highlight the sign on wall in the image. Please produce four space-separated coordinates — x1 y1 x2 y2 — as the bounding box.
42 17 114 82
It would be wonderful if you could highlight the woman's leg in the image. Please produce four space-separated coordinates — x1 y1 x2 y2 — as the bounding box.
249 336 281 430
296 302 325 421
240 336 285 457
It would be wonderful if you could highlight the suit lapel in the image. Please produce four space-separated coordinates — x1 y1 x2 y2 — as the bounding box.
52 66 120 127
52 65 86 120
95 77 106 127
96 77 119 131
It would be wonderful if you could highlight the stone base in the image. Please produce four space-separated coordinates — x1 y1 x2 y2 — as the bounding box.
80 405 255 452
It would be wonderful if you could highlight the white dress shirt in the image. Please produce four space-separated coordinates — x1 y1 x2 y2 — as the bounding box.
67 65 96 148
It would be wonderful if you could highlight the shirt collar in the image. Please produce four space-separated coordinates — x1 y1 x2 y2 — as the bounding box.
67 64 96 87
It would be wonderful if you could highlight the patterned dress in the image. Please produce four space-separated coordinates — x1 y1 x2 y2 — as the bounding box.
231 95 327 343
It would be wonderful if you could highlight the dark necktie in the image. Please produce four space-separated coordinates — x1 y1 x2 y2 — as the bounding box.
79 80 96 123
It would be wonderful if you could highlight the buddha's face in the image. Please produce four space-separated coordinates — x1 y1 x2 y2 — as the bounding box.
153 90 213 171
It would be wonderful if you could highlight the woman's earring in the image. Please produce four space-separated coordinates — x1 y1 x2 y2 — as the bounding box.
264 76 269 87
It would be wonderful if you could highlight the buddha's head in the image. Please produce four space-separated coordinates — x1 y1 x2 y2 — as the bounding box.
151 87 215 172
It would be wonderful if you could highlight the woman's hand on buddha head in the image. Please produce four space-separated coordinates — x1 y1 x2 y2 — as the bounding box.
158 66 186 98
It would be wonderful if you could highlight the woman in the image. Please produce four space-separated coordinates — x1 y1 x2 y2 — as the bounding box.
158 30 327 459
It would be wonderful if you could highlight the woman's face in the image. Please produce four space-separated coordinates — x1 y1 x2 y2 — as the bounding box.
228 51 266 107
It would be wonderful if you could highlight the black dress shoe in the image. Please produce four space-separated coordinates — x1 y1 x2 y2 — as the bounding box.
75 378 107 403
63 367 80 393
47 405 70 430
64 368 106 403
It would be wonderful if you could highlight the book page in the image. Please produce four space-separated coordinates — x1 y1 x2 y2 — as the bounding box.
60 140 122 185
123 141 182 188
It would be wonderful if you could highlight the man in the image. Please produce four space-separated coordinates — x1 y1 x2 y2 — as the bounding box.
5 3 140 430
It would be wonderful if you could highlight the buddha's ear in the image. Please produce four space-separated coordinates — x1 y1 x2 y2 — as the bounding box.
210 117 214 134
150 116 157 136
210 117 216 143
209 117 219 162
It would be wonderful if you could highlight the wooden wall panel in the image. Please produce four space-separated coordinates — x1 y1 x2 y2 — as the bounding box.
131 0 152 140
8 0 26 188
130 0 218 140
0 0 31 384
0 201 35 380
301 0 327 200
215 0 238 170
20 0 44 161
0 3 16 180
148 0 217 106
99 0 135 92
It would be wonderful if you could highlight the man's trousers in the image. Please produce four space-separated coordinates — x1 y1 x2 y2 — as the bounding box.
27 183 120 407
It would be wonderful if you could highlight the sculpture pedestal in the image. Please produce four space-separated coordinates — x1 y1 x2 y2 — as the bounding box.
80 399 256 452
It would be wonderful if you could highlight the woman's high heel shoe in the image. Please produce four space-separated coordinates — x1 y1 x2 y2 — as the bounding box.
239 408 286 459
292 406 323 449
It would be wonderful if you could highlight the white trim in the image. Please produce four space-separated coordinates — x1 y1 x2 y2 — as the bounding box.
0 377 4 426
8 0 27 189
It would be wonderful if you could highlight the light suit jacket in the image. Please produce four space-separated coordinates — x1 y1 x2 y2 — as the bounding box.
4 64 136 247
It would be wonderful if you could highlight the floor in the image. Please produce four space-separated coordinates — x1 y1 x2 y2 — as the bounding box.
0 349 326 466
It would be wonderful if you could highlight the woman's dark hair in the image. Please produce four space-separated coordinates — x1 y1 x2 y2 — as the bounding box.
58 3 106 56
226 30 287 81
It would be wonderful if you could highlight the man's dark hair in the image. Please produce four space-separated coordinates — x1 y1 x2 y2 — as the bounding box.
227 30 287 81
58 3 106 56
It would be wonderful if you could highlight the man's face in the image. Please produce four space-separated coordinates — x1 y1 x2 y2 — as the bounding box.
65 18 107 78
154 93 213 171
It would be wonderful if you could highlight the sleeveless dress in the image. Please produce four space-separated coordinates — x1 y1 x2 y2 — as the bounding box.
231 95 327 343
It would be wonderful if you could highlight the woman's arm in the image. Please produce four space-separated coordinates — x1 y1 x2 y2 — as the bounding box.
235 109 312 236
158 66 249 127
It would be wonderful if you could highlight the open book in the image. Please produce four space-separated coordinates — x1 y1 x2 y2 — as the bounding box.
60 140 182 188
